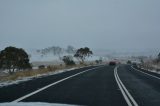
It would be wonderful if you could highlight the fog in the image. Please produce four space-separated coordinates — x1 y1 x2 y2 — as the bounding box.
0 0 160 52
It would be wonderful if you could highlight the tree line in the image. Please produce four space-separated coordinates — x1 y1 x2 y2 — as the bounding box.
0 46 93 74
36 45 75 57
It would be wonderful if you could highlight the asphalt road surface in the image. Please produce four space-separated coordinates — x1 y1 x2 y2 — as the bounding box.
0 65 160 106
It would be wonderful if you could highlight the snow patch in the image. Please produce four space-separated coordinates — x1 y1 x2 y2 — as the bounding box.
0 68 77 88
138 66 160 75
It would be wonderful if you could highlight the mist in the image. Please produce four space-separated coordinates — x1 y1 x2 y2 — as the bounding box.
0 0 160 53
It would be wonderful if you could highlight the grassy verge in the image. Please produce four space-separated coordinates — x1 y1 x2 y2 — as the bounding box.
0 63 95 82
137 62 160 72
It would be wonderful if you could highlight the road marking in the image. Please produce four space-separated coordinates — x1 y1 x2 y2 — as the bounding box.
12 66 103 103
114 66 138 106
131 66 160 80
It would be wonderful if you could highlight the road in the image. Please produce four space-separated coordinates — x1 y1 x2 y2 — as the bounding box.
0 65 160 106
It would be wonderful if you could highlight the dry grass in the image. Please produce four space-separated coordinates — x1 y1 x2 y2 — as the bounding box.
138 60 160 72
0 63 95 82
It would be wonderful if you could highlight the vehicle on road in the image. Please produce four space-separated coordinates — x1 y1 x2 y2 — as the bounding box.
109 61 116 66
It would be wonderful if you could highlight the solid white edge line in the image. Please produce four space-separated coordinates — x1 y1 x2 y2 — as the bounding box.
12 66 103 103
116 67 138 106
114 67 132 106
114 66 138 106
131 66 160 80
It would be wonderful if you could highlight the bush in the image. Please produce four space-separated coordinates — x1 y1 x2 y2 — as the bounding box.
62 56 75 66
127 60 132 64
38 65 45 69
95 60 99 64
95 59 103 64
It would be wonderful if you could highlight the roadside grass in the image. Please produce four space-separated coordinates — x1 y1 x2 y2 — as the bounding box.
137 61 160 72
0 63 96 82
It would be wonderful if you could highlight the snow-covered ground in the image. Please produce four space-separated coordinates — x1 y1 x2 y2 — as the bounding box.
0 67 77 88
0 102 78 106
139 67 160 74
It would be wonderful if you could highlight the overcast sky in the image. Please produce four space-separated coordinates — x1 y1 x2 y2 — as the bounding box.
0 0 160 51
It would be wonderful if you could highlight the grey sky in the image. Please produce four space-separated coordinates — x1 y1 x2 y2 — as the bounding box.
0 0 160 51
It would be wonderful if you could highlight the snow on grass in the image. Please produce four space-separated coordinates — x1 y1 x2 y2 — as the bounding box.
0 67 77 88
138 66 160 74
0 102 79 106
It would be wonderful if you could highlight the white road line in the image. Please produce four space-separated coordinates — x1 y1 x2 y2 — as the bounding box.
131 66 160 80
114 67 132 106
12 66 103 103
116 68 138 106
114 66 138 106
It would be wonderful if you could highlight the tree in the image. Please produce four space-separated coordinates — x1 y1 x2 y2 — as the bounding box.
66 45 75 54
62 55 75 66
99 57 103 64
0 46 31 74
37 46 64 57
140 59 144 64
74 47 93 63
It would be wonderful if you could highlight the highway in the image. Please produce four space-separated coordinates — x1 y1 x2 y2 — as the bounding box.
0 65 160 106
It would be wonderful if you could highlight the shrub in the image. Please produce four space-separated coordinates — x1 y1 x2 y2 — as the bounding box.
38 65 45 69
62 56 75 66
127 60 132 64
